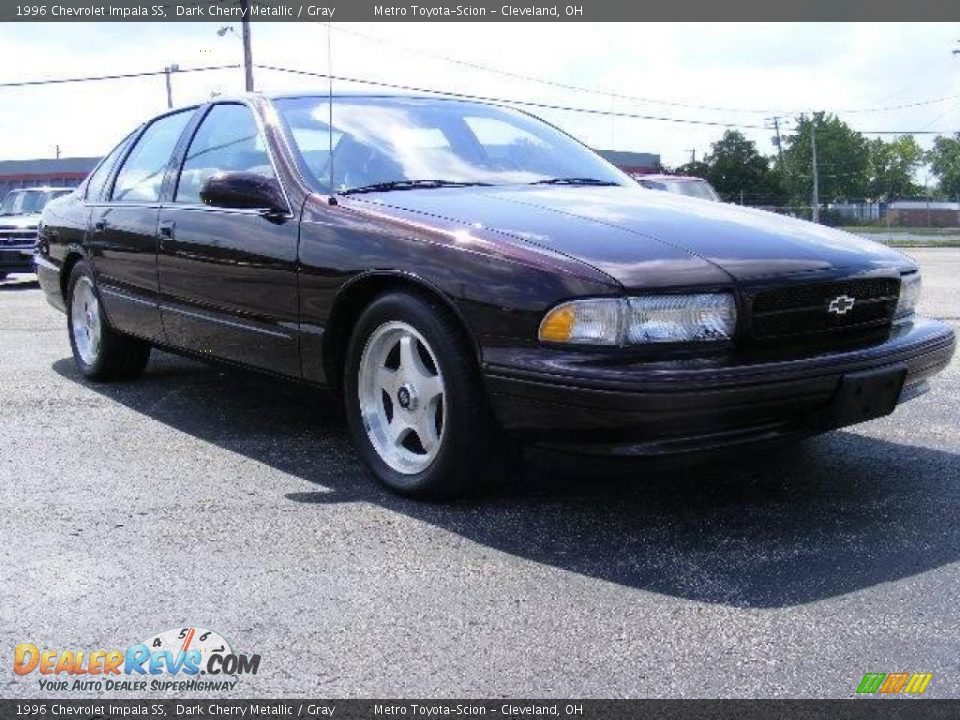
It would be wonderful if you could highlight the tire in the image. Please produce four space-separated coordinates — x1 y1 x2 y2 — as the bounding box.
67 260 151 381
344 291 498 498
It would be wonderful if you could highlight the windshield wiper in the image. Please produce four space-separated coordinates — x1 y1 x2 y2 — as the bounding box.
340 179 492 195
530 177 620 186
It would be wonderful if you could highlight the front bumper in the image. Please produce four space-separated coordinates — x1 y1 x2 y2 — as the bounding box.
483 317 956 456
0 246 37 273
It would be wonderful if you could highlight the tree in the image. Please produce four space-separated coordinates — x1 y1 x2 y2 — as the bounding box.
701 130 782 205
928 134 960 202
672 131 785 206
866 136 924 201
782 113 869 206
672 160 710 178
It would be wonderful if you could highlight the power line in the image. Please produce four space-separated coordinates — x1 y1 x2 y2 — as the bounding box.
327 24 778 116
255 63 771 130
0 60 952 137
840 93 960 114
256 63 956 136
0 64 240 89
327 24 960 118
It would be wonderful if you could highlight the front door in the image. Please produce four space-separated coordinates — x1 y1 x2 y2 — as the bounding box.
157 103 300 377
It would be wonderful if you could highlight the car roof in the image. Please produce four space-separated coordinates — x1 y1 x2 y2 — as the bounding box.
205 91 482 104
6 186 73 193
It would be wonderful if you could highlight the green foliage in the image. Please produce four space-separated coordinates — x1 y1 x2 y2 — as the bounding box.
665 115 938 212
669 131 785 206
866 135 924 201
782 113 869 205
702 130 785 206
927 135 960 200
672 160 710 178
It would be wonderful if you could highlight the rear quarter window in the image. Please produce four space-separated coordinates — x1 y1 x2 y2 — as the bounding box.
84 133 136 202
111 110 193 203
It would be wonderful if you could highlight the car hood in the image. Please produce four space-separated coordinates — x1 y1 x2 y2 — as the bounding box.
0 213 40 230
353 185 912 288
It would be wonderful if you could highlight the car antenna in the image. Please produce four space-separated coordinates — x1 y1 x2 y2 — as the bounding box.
326 22 337 206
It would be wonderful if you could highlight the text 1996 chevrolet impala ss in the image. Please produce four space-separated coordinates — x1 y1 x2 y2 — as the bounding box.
37 94 955 497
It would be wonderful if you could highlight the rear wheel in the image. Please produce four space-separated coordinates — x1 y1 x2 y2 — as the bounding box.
344 291 497 498
67 261 150 381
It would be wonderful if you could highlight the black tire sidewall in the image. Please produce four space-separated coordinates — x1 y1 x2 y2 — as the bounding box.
344 292 489 497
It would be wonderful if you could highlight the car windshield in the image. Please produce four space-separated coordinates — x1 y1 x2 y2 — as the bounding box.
0 189 69 215
275 96 628 194
640 178 719 202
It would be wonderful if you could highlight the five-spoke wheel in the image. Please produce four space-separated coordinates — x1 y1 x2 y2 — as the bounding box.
344 291 497 498
70 275 102 366
359 321 447 475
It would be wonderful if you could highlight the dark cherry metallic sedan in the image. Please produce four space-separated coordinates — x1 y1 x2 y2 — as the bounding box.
37 93 955 497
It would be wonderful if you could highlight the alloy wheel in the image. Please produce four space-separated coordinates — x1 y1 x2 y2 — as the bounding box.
358 321 447 475
71 276 102 366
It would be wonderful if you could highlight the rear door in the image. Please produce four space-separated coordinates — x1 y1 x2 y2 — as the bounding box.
157 102 300 377
90 109 194 341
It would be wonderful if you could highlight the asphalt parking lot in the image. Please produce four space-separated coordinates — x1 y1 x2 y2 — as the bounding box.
2 248 958 699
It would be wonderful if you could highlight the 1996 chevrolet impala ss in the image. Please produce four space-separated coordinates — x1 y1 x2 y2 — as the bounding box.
37 93 956 497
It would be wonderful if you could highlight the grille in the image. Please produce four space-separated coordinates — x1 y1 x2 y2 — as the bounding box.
0 233 36 247
749 277 899 344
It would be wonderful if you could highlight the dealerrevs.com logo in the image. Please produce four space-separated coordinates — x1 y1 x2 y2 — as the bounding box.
856 673 933 695
14 626 260 692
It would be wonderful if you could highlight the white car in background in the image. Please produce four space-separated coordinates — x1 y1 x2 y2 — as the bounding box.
633 174 721 202
0 187 74 279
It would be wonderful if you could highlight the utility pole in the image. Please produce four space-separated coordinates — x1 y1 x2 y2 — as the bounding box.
610 96 615 149
55 144 61 159
241 0 254 92
811 124 820 223
164 64 178 108
769 116 785 171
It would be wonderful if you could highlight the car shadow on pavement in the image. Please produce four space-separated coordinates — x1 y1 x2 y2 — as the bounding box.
54 351 960 610
0 277 40 290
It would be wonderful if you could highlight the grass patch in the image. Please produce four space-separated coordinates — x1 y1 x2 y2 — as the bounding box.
840 226 960 236
878 239 960 248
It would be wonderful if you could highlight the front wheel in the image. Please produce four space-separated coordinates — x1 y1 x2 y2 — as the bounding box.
344 292 498 498
67 261 151 381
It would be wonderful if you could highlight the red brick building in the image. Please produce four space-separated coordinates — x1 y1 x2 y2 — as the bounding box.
595 150 660 175
886 201 960 228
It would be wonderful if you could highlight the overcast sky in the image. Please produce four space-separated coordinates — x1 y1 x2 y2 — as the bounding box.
1 22 958 169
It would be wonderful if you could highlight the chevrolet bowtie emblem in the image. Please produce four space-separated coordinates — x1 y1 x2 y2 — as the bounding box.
828 294 856 315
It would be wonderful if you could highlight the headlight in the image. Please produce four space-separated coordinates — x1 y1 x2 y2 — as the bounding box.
895 273 921 319
539 293 736 346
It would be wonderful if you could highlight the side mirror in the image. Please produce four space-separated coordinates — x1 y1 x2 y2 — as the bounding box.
199 172 287 215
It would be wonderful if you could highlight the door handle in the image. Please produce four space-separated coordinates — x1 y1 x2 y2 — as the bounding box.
158 221 175 239
93 219 107 232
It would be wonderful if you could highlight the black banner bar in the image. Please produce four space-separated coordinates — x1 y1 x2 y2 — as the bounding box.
3 700 960 719
2 0 960 22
